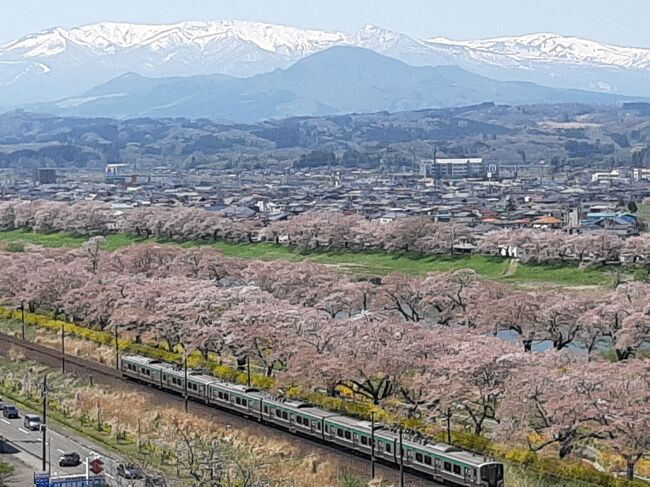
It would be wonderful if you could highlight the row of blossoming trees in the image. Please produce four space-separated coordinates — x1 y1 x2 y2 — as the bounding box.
0 239 648 479
1 200 650 266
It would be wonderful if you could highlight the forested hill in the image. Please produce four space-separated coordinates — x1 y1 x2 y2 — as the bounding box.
1 102 650 170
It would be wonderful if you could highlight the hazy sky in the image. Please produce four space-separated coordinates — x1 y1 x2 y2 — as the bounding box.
2 0 650 48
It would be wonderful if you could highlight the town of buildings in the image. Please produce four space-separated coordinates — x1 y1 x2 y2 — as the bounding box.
1 157 647 236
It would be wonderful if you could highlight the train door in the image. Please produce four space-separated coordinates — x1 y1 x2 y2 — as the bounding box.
325 423 335 440
377 440 386 456
352 431 359 448
405 447 414 465
463 467 474 484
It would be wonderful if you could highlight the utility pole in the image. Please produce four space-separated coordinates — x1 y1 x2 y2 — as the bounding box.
370 412 376 480
60 323 65 373
40 374 52 472
246 356 251 388
19 303 25 340
447 407 452 444
184 353 189 413
399 428 404 487
114 323 119 370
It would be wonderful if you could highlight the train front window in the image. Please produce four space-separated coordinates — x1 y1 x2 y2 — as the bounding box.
480 464 504 486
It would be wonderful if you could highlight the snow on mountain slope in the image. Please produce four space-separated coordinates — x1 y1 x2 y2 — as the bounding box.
430 33 650 70
2 20 348 56
2 20 650 106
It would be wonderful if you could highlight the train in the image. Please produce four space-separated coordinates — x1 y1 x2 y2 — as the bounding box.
119 354 505 487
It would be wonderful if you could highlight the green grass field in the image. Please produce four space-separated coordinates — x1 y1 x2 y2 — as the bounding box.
0 229 613 286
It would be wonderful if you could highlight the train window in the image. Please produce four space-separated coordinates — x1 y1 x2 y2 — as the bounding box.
282 411 289 420
385 442 392 454
235 397 241 405
453 465 461 475
316 422 321 431
146 370 150 376
360 436 368 445
276 409 282 418
296 417 302 425
224 393 229 401
241 399 247 407
424 456 432 466
415 452 423 463
344 431 351 440
264 406 269 414
443 462 452 472
337 428 344 438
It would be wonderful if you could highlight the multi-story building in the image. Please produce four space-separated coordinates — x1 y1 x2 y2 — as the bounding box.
33 168 56 185
420 158 485 179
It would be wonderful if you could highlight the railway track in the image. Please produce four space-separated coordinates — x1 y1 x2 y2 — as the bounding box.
0 331 443 486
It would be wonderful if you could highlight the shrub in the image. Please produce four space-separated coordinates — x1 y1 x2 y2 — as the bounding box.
632 268 649 282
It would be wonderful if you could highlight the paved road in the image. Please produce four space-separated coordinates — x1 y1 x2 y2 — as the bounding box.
0 402 128 484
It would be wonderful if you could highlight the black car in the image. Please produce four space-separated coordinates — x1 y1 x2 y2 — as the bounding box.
145 477 166 487
117 464 143 480
2 404 18 419
59 452 81 467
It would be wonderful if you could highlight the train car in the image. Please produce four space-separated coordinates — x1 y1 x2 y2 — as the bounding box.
260 398 337 437
119 354 504 487
120 355 163 387
207 381 260 417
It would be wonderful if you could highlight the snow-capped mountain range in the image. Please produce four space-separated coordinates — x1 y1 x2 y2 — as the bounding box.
2 20 650 106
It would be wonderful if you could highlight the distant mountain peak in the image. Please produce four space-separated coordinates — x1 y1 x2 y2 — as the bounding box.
2 20 650 106
3 19 349 56
431 32 650 70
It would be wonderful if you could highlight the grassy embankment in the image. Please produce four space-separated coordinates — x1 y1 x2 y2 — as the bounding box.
0 229 612 286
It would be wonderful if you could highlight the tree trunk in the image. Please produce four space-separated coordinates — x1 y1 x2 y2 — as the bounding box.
627 460 636 480
616 347 632 361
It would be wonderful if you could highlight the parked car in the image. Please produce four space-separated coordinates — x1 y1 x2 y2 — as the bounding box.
117 464 143 480
58 452 81 467
145 477 166 487
2 404 18 419
23 414 42 431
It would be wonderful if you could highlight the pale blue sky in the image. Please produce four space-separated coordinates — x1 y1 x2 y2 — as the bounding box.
2 0 650 47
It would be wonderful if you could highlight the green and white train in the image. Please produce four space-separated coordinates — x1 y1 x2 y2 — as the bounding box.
120 354 504 487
